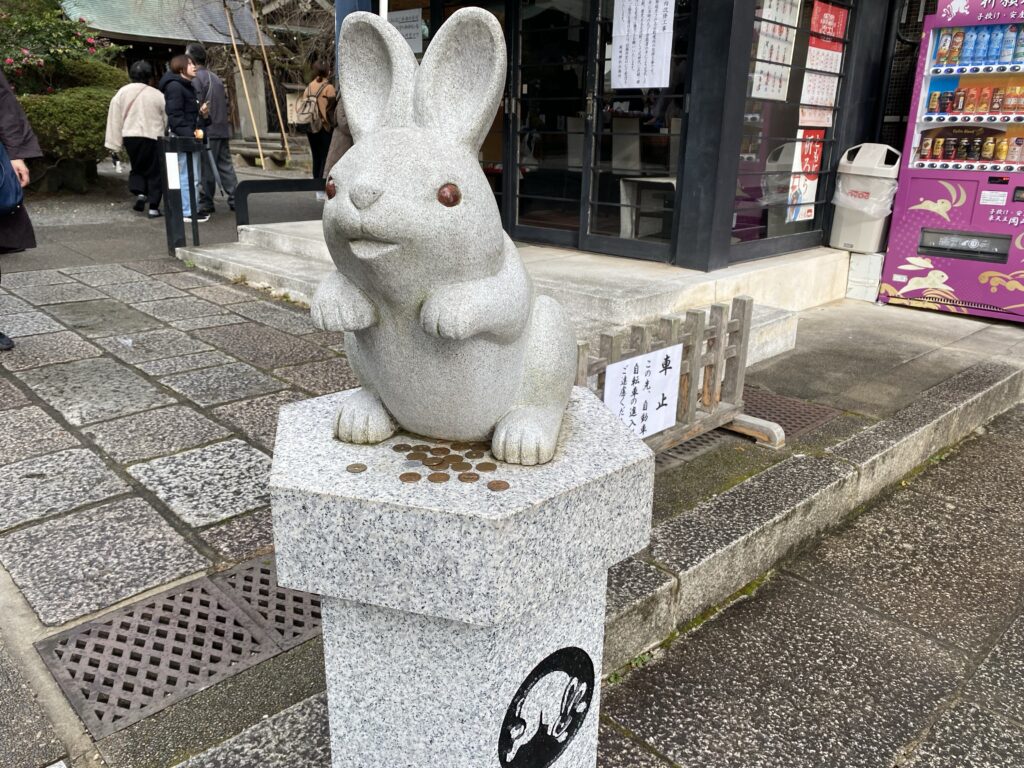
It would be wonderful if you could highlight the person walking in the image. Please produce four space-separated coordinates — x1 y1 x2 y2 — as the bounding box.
104 60 167 218
186 43 238 216
0 70 42 351
302 62 336 193
159 55 207 223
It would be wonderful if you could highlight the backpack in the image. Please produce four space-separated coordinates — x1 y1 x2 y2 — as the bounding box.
295 82 330 133
0 141 24 217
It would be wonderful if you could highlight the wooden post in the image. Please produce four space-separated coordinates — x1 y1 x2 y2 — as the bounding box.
722 296 753 406
248 0 290 162
224 2 265 169
576 341 590 387
679 310 704 427
702 304 728 412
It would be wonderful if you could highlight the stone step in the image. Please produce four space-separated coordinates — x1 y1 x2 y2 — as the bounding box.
179 243 332 305
177 241 796 365
238 221 332 264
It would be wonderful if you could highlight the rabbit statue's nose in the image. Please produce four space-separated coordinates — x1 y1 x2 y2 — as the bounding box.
349 184 383 210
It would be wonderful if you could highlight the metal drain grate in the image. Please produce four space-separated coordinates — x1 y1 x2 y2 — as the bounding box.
742 387 841 437
36 579 277 738
654 429 742 472
212 558 322 651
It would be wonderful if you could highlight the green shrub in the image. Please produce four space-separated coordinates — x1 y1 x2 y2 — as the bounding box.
56 58 127 90
19 86 117 163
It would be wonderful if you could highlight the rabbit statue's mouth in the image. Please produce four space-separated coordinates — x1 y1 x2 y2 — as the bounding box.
348 239 400 261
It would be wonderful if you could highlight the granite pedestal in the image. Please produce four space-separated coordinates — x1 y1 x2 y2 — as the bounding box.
271 388 654 768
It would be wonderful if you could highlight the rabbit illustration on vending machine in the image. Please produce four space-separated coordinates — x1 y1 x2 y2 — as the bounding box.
311 8 577 466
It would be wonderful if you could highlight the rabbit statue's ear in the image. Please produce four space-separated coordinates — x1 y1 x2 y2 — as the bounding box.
414 8 506 152
339 11 417 142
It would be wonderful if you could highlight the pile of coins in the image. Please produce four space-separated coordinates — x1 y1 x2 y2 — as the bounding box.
388 438 511 492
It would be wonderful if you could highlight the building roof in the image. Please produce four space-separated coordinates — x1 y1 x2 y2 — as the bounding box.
61 0 266 46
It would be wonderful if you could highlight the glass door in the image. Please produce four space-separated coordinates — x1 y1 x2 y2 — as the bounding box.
507 0 693 260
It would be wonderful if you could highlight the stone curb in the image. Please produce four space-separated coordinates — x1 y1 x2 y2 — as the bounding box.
602 361 1024 673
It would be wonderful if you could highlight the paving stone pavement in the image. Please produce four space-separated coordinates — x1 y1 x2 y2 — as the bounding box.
0 242 1020 766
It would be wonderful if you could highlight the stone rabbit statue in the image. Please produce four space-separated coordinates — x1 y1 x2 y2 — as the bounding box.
311 8 576 466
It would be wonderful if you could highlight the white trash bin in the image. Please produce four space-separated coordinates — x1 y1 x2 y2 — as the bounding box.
830 143 901 254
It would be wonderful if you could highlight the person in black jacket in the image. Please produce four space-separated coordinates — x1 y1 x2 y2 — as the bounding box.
159 55 207 222
0 69 43 351
186 43 237 216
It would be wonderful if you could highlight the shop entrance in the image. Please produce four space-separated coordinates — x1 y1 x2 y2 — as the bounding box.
503 0 694 262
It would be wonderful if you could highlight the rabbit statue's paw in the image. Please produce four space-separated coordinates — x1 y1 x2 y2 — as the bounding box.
312 271 378 332
419 285 487 340
335 389 396 444
491 406 563 466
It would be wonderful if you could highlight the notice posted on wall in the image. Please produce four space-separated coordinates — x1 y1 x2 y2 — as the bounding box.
786 129 826 223
611 0 676 90
389 8 423 54
603 344 683 439
751 0 800 101
799 1 848 124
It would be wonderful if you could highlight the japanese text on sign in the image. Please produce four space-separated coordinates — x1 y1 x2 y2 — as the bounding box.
611 0 676 89
388 9 423 54
602 344 683 438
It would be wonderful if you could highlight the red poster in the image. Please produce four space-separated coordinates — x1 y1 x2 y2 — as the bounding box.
811 0 849 45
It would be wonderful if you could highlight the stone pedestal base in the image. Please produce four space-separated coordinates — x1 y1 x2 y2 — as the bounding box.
271 388 654 768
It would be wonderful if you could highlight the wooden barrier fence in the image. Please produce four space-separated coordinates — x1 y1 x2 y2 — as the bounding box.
576 296 785 452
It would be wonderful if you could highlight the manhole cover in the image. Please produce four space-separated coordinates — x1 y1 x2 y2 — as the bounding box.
212 558 322 651
742 387 840 437
36 579 277 738
654 429 741 472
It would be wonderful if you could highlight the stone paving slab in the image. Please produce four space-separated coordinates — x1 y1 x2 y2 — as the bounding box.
97 280 188 304
176 693 330 768
905 702 1024 768
272 357 358 396
170 314 246 332
230 301 316 335
193 323 332 369
128 439 271 527
788 484 1024 655
0 448 129 532
598 725 673 767
131 297 229 323
160 362 287 407
911 433 1024 512
3 310 65 338
0 406 80 466
964 613 1024 723
0 377 28 410
46 299 161 338
0 330 101 372
82 405 232 464
211 390 307 450
602 576 966 768
199 508 274 562
0 639 66 768
95 328 212 365
0 497 207 625
60 264 151 286
123 258 188 276
16 357 175 425
8 282 107 305
0 269 76 288
0 294 33 314
188 285 254 305
156 271 220 289
135 350 235 377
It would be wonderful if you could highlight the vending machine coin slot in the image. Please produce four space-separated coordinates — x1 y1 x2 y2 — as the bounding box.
917 229 1011 263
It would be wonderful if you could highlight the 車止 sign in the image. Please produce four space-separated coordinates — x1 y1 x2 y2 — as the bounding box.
602 344 683 438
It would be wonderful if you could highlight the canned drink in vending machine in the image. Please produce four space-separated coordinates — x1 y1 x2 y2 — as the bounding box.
996 137 1009 162
957 138 970 160
933 137 946 159
1008 137 1024 163
936 28 953 64
940 91 955 112
928 91 941 113
944 138 958 160
919 137 933 160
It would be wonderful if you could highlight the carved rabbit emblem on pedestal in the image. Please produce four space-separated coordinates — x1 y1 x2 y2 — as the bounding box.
312 8 576 465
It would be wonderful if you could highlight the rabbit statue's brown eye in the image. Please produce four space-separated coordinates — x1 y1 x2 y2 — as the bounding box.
325 178 337 200
437 183 461 207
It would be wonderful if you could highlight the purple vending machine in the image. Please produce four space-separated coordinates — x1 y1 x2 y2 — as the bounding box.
882 0 1024 323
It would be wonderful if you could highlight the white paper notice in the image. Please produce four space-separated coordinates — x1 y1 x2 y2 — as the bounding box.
165 153 180 190
389 9 423 54
980 190 1009 206
751 0 800 101
611 0 676 89
603 344 683 439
